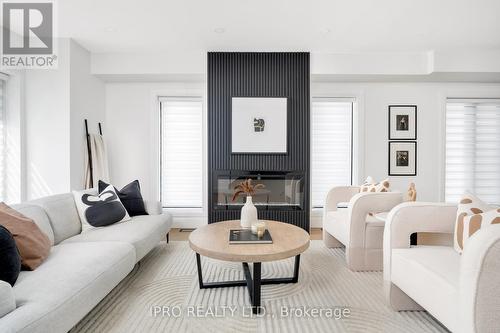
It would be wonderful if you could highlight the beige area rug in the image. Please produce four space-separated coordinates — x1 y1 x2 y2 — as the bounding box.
71 241 448 333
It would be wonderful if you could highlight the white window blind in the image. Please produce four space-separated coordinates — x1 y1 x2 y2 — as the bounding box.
445 100 500 204
0 79 5 202
311 99 353 208
160 98 203 208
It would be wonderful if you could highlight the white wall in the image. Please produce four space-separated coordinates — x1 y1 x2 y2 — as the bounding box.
4 71 25 203
105 82 206 227
22 39 105 200
24 39 71 200
308 82 500 227
312 82 500 200
105 79 500 228
69 40 105 190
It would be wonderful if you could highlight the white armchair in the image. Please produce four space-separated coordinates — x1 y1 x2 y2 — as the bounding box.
384 202 500 333
323 186 403 271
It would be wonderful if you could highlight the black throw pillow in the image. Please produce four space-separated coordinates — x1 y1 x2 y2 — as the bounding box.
98 180 148 216
0 225 21 286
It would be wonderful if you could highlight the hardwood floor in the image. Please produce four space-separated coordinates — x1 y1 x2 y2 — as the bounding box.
169 227 323 241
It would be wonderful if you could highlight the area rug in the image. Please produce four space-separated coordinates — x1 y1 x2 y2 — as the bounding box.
71 241 448 333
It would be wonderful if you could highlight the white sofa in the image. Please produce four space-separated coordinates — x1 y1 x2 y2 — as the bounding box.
384 202 500 333
323 186 403 271
0 193 172 333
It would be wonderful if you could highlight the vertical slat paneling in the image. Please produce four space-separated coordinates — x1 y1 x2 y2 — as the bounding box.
207 52 310 231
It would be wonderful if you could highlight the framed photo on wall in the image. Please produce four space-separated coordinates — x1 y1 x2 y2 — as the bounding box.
388 141 417 176
388 105 417 140
231 97 288 153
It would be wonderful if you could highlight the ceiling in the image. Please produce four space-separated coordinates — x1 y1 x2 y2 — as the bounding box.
59 0 500 55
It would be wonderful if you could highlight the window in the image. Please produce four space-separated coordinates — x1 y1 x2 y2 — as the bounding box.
160 97 203 208
0 78 5 202
445 99 500 204
311 98 353 208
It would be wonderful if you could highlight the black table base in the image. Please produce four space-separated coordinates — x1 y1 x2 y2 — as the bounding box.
195 253 301 314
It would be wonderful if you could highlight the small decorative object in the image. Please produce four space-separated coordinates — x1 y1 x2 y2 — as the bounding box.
251 221 267 237
388 105 417 140
389 141 417 176
251 223 258 234
232 179 265 229
407 182 417 201
231 97 287 153
257 223 266 238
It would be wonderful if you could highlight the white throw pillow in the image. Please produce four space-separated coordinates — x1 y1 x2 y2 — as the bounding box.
360 177 390 193
73 185 130 232
454 192 496 253
461 209 500 250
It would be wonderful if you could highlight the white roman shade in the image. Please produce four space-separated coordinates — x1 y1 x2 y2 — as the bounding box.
311 98 353 208
445 99 500 204
160 98 203 208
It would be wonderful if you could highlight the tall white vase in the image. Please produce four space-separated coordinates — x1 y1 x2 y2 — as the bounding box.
240 196 257 229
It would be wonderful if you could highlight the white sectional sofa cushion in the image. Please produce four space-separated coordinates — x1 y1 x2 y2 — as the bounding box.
0 281 15 318
0 192 172 333
62 214 170 261
29 194 83 244
1 242 135 333
12 204 55 245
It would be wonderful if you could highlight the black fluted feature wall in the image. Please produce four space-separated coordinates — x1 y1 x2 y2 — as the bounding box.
207 52 310 231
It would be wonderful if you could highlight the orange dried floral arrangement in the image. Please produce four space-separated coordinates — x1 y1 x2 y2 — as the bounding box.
232 178 265 201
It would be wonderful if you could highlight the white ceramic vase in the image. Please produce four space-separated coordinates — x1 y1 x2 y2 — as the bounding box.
240 196 257 229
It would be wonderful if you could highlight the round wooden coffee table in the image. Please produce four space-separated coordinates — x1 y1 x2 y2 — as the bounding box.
189 220 310 313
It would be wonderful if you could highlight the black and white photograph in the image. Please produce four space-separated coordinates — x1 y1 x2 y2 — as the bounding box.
396 115 409 131
389 105 417 139
396 150 409 166
231 97 287 153
389 141 417 176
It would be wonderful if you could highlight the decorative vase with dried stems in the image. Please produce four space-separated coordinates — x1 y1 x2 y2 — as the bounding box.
232 179 265 229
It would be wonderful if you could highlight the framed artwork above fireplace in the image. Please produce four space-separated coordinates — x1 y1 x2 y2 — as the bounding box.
231 97 288 154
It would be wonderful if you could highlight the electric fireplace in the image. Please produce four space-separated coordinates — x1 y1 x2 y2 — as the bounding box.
212 170 305 211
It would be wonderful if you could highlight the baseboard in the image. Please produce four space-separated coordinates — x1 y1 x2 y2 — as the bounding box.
171 213 322 229
171 215 207 229
310 213 322 228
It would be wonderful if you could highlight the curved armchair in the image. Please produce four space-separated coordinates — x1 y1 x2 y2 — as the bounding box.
384 202 500 333
323 186 403 271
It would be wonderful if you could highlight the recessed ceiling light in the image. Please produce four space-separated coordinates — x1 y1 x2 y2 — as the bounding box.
105 26 117 32
214 28 226 34
320 28 331 34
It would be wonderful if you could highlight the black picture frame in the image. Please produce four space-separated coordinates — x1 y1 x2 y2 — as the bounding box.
388 105 417 140
388 141 417 176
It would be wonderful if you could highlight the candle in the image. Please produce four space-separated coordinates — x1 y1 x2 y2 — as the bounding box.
256 222 266 238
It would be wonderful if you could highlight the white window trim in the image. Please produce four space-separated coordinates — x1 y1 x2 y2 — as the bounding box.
311 97 355 209
151 86 207 228
309 91 363 228
159 96 204 210
443 98 500 204
437 88 500 202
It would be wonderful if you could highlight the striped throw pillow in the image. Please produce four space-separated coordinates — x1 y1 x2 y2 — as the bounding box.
454 193 496 253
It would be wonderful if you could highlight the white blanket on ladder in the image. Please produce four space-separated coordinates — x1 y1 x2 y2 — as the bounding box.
85 134 110 189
